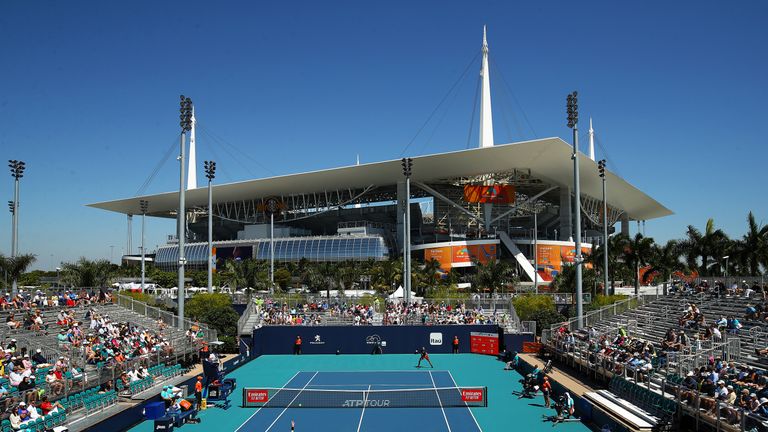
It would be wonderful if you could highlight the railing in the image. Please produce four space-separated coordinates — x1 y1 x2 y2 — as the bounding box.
519 321 536 334
115 293 217 342
549 295 645 333
237 297 259 335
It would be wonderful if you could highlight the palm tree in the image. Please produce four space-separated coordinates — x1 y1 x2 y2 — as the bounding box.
60 258 113 287
644 240 687 295
0 254 37 291
622 233 655 296
737 212 768 276
414 258 442 297
472 259 517 294
587 233 630 294
680 219 730 275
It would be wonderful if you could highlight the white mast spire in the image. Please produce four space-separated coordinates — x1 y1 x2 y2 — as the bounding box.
588 117 595 161
479 25 494 148
186 106 198 189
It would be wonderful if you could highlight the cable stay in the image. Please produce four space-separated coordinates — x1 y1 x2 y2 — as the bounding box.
134 134 182 197
399 51 481 157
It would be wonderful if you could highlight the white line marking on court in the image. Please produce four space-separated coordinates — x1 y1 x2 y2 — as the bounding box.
265 371 319 432
235 371 301 432
356 385 372 432
429 370 452 432
447 370 482 432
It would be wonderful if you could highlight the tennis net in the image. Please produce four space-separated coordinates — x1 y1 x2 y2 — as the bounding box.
242 386 488 408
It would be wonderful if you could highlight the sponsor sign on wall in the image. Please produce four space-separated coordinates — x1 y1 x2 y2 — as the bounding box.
429 332 443 346
424 244 497 271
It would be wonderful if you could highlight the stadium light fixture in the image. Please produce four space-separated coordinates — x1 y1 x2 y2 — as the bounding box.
566 91 584 328
204 160 216 293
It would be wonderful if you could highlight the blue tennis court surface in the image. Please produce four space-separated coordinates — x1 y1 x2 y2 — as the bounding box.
127 354 591 432
236 370 481 432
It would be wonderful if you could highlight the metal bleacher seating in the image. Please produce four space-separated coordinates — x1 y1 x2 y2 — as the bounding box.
0 297 206 431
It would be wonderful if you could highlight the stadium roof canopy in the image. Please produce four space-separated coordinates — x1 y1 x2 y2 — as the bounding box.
88 137 672 221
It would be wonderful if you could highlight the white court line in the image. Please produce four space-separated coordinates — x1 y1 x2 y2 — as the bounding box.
356 385 372 432
265 371 319 432
234 371 301 432
429 370 452 432
446 370 483 432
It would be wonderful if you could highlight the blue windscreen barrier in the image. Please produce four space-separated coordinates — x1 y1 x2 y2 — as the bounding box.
251 325 504 355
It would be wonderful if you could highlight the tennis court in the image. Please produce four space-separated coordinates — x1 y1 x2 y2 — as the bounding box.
236 370 482 431
128 354 592 431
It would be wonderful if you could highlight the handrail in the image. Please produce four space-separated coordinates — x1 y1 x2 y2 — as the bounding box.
237 297 258 335
550 295 645 333
115 293 217 342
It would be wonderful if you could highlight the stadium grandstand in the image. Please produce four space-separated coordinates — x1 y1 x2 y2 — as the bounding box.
532 280 768 432
0 288 216 431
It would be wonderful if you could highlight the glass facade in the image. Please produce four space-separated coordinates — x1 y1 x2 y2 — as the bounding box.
154 235 389 271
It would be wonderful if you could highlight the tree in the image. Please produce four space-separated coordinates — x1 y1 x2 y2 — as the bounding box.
680 219 730 275
0 254 37 290
586 234 629 294
623 233 655 296
471 259 517 294
644 240 686 295
551 264 599 296
184 293 240 339
274 268 292 291
59 258 113 287
413 258 442 297
737 212 768 276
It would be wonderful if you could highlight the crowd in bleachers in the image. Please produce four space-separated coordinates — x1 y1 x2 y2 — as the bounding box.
548 286 768 430
0 288 112 312
254 298 510 327
0 288 202 431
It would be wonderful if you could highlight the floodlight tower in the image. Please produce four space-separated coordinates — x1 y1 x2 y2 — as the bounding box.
598 159 609 296
139 200 149 292
567 92 584 329
178 96 193 328
204 160 216 293
8 159 25 295
401 158 413 304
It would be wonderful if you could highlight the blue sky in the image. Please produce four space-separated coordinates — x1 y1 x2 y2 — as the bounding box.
1 1 766 270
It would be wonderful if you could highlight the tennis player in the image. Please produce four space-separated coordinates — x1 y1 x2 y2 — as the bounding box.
416 347 434 368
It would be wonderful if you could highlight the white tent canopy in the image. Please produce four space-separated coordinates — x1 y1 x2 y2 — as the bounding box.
388 286 420 301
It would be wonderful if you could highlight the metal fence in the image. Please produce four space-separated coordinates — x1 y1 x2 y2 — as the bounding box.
115 293 217 342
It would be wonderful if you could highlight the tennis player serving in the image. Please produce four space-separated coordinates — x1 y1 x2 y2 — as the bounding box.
416 347 434 368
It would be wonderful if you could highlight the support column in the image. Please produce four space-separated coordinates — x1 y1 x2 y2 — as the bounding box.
621 213 630 236
559 187 572 241
396 181 406 251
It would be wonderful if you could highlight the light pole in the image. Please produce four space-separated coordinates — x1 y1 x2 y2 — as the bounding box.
178 95 193 328
401 158 413 304
567 91 584 329
598 159 610 296
533 210 538 294
8 160 25 295
140 200 149 292
264 197 280 294
723 255 730 287
204 160 216 293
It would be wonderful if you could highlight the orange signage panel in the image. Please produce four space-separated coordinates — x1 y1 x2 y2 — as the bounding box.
463 185 515 204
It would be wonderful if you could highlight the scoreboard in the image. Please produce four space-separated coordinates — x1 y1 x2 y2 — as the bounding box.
470 331 499 355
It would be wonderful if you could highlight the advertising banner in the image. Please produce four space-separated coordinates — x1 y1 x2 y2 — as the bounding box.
463 185 515 204
425 244 497 270
470 331 499 355
535 244 592 278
